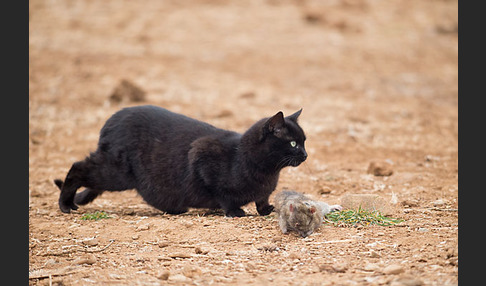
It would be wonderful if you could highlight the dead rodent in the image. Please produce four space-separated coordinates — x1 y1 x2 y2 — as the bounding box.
274 190 342 237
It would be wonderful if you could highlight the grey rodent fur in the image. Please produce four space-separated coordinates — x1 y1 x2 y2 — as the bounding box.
274 190 342 237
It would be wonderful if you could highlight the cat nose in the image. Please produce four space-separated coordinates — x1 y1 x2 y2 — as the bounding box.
301 149 308 160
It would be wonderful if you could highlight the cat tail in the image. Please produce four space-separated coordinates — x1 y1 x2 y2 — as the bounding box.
54 179 64 190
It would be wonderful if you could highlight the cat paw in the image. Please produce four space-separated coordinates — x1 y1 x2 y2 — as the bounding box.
257 204 274 216
165 209 188 215
225 208 246 217
59 201 78 213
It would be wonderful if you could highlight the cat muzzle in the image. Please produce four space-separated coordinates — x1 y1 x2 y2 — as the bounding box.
290 154 307 166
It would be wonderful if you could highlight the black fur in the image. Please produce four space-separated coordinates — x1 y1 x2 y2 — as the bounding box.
55 105 307 217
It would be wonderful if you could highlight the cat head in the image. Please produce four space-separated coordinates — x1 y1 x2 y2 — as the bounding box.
288 201 322 238
255 109 307 169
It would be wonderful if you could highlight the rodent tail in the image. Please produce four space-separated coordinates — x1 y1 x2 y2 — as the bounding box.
53 179 64 190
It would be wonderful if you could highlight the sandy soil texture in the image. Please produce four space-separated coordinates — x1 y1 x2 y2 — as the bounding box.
29 1 458 285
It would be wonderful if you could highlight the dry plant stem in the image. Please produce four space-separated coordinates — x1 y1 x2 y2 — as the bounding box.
40 239 115 256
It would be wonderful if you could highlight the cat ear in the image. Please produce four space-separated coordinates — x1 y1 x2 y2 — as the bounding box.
289 204 294 212
265 111 285 134
286 108 303 122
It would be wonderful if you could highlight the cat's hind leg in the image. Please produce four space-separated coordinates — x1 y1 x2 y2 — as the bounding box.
55 179 103 205
57 154 132 213
57 160 87 213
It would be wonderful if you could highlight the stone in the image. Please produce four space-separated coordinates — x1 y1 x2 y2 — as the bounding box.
182 265 202 278
195 246 209 255
363 263 380 272
367 161 393 176
158 241 169 248
319 263 347 273
109 79 146 103
156 270 170 280
288 252 300 260
169 252 192 259
82 238 99 246
390 275 423 286
169 274 189 282
136 223 150 231
383 264 405 275
369 250 381 258
72 254 97 265
318 186 332 195
432 199 446 207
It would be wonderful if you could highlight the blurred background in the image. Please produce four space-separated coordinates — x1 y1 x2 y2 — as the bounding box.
29 0 457 188
29 1 457 149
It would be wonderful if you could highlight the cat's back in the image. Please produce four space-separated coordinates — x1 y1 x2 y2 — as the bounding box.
99 105 218 145
104 105 214 131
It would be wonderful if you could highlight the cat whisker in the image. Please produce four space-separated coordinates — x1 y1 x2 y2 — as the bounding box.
275 155 295 170
302 161 315 176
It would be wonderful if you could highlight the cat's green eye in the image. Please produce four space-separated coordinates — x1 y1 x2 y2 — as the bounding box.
290 141 297 148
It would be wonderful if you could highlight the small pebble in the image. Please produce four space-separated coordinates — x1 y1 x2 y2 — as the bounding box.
391 275 423 286
383 264 405 275
432 199 446 207
169 252 192 259
109 79 146 103
109 274 126 280
182 265 202 278
195 246 209 255
136 224 150 231
158 241 169 248
72 254 97 265
370 250 381 258
363 263 380 272
156 270 170 280
82 238 99 246
319 263 347 273
367 161 393 176
182 220 194 228
168 274 189 282
288 252 300 260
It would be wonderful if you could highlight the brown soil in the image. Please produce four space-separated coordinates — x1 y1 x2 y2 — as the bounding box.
29 0 458 285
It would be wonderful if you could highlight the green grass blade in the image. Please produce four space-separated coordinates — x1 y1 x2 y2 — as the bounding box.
324 207 404 227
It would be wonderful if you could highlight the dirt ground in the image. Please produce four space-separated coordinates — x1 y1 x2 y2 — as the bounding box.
29 0 458 285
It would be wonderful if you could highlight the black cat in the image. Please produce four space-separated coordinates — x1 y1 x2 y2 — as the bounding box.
54 105 307 217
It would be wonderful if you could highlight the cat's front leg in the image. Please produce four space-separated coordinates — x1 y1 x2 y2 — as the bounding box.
225 208 246 217
255 198 274 216
218 199 247 217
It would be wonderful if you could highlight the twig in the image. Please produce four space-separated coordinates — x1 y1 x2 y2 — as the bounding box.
82 239 115 253
320 239 356 244
430 208 458 212
29 266 76 279
39 239 115 256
